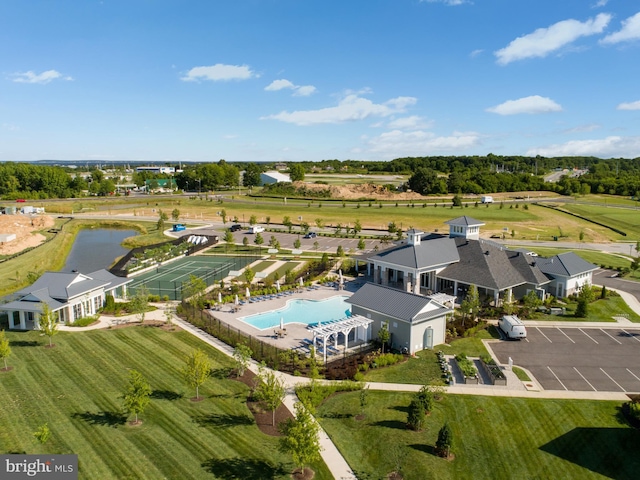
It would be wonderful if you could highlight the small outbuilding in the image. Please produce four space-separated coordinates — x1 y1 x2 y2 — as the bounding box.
346 283 453 354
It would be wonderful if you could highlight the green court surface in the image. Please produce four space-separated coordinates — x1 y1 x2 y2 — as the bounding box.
128 255 256 300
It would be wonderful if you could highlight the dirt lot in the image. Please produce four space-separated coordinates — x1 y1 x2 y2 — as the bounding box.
0 214 55 255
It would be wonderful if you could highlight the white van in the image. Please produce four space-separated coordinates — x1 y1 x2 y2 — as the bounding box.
249 225 265 233
498 315 527 339
481 195 494 204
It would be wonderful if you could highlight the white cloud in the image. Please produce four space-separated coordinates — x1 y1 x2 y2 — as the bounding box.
181 64 256 82
486 95 562 115
526 136 640 158
469 49 484 57
366 129 481 157
387 115 433 130
593 0 608 7
600 12 640 45
262 94 417 126
494 13 611 65
293 85 317 97
11 70 73 84
265 79 295 91
617 100 640 110
563 123 601 133
264 78 316 96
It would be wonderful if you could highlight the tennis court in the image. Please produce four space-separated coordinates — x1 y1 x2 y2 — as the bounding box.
128 255 256 300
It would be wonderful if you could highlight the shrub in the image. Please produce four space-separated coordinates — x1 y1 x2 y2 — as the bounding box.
407 396 426 431
454 353 477 378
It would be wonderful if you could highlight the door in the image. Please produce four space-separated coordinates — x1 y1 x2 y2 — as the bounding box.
424 328 434 350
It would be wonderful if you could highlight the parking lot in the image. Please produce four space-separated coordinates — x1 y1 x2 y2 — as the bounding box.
490 326 640 392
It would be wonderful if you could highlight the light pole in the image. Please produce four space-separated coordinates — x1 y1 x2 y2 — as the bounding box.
197 179 201 195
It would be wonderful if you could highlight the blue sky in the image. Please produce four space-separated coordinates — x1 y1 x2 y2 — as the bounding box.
1 0 640 163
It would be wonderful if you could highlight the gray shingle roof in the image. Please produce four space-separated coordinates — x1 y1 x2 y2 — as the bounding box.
445 216 485 227
369 234 459 269
536 252 598 277
346 283 452 323
438 238 548 290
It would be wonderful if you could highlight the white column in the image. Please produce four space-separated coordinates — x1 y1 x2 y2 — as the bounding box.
19 311 26 330
8 311 15 329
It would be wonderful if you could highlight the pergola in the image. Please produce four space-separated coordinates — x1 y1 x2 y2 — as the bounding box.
308 315 374 363
427 292 457 307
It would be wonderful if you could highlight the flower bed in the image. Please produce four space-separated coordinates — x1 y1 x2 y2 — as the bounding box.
454 353 478 384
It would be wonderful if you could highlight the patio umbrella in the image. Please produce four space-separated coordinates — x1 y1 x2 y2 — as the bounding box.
339 269 344 285
218 291 222 304
299 277 304 287
245 287 250 298
276 280 280 291
280 316 284 330
235 294 239 306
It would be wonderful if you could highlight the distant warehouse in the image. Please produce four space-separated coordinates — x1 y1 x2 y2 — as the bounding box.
260 171 291 185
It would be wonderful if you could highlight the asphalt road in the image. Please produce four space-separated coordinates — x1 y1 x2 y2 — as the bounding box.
491 326 640 392
593 268 640 303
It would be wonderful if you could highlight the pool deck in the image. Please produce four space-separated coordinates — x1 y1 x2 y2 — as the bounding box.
206 282 361 353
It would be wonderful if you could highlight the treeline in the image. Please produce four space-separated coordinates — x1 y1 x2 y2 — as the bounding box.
174 160 240 192
0 162 86 199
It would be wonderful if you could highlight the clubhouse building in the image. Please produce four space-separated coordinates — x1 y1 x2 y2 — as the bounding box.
2 269 131 330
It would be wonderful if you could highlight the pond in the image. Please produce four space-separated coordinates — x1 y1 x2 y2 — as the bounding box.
61 229 136 273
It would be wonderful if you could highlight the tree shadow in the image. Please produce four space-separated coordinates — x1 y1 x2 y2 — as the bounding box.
372 419 408 430
10 340 39 347
201 457 287 479
539 427 640 479
72 410 127 428
211 367 234 379
409 443 437 456
390 405 409 414
320 412 353 419
150 389 183 401
192 413 254 428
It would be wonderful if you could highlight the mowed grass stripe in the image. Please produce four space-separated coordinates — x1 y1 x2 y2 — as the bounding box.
318 391 640 480
1 328 333 479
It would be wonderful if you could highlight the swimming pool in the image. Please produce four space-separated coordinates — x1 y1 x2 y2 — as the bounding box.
240 295 351 330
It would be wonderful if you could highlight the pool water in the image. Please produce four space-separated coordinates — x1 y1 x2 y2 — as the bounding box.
240 296 351 330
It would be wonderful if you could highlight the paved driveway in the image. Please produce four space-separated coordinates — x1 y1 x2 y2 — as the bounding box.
489 326 640 392
593 268 640 304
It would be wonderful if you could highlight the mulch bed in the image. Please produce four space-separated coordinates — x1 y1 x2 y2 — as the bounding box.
107 320 181 332
1 366 14 373
231 369 294 437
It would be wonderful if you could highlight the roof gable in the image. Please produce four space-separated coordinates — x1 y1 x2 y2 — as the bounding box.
346 283 451 322
536 252 598 277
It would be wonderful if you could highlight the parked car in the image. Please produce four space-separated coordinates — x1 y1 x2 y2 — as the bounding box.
249 225 265 233
229 224 242 232
303 232 317 238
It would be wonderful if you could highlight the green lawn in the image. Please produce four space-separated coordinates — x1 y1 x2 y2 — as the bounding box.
533 295 640 323
317 391 640 480
510 246 632 270
363 350 442 385
560 203 640 240
0 328 331 480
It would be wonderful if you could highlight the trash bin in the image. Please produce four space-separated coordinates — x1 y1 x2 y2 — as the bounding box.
553 236 558 241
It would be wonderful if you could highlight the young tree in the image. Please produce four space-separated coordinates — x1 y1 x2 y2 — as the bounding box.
416 385 434 414
521 290 542 318
313 240 320 252
130 286 149 323
278 402 321 475
353 219 362 236
254 232 264 253
157 209 169 231
575 284 594 318
171 208 180 222
254 368 286 426
122 369 152 424
459 284 480 325
315 218 324 230
406 396 426 431
242 236 249 247
38 304 58 347
377 322 390 353
224 230 234 244
249 214 257 225
336 245 345 257
357 238 366 250
33 423 51 444
436 422 453 458
220 209 227 224
300 221 310 234
233 344 253 377
283 216 293 233
182 349 211 401
294 238 301 249
0 330 11 370
359 386 369 416
244 266 256 285
183 274 207 309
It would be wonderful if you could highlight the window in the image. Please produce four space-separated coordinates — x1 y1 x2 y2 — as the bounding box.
73 303 82 320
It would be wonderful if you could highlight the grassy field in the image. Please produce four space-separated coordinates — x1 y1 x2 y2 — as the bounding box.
559 203 640 240
0 328 331 480
317 390 640 479
510 246 633 270
533 294 640 323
